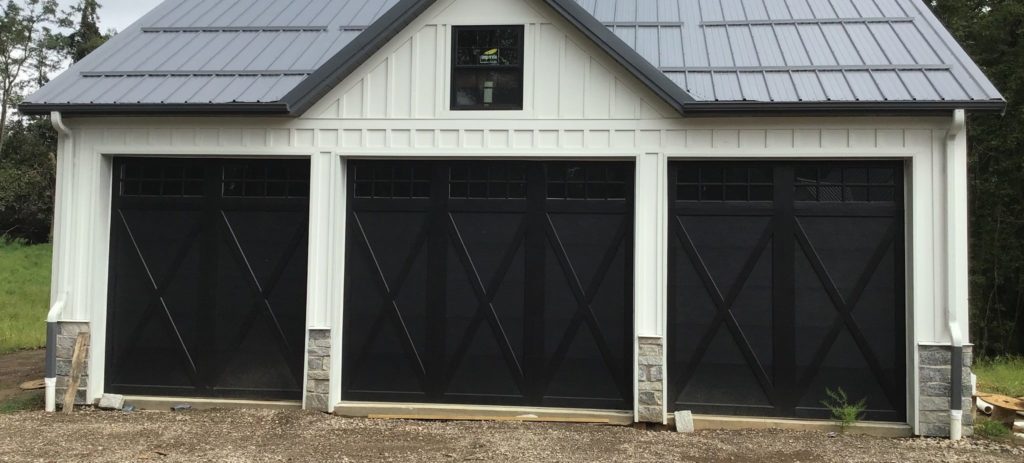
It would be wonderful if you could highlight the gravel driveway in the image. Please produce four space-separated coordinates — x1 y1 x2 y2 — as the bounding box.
0 408 1021 463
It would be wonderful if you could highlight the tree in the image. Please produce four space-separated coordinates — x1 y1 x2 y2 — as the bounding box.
0 0 59 150
930 1 1024 355
0 116 55 243
61 0 104 62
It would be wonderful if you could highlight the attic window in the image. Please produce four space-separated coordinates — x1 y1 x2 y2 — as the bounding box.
451 26 524 110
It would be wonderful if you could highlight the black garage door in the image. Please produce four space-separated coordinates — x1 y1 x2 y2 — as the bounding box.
106 158 310 400
668 161 906 421
343 160 633 410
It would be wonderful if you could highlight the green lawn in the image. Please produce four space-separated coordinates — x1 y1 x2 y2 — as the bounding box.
975 356 1024 398
0 242 51 354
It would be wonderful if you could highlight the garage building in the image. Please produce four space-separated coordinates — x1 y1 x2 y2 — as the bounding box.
21 0 1003 438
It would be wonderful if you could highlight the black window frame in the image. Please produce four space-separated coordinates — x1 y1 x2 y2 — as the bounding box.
450 25 525 111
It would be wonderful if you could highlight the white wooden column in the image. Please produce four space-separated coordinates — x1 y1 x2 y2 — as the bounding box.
634 152 668 337
303 152 346 409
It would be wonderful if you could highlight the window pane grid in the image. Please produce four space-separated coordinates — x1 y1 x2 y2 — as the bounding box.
353 163 431 199
222 160 310 198
795 166 896 203
546 164 627 200
120 159 204 197
451 25 524 111
449 164 526 199
676 166 774 202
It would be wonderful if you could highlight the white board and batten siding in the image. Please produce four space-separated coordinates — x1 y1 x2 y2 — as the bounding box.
53 0 968 426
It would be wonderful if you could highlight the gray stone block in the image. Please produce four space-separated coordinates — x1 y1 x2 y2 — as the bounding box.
638 406 662 423
648 366 663 382
98 394 125 410
921 381 950 397
638 391 662 406
919 349 951 367
674 411 694 433
308 370 330 381
638 355 660 366
637 367 647 381
307 347 330 357
643 380 663 391
638 344 661 357
308 357 323 371
919 366 949 383
306 393 328 412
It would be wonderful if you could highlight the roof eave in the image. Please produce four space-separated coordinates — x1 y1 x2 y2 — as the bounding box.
681 99 1007 117
17 102 292 117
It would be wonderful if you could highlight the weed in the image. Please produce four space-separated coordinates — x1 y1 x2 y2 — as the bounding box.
821 387 867 431
974 417 1012 440
0 392 44 414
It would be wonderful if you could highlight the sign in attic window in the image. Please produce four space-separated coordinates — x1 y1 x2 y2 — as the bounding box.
451 26 524 110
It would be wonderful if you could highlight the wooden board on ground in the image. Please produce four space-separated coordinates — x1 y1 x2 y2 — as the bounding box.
19 379 44 390
976 392 1024 412
62 332 89 414
367 414 610 424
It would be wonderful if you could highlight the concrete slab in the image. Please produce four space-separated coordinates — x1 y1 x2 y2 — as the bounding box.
122 396 302 411
666 414 913 438
334 402 633 426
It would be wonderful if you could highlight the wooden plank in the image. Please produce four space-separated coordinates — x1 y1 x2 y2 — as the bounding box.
62 332 90 414
367 414 610 424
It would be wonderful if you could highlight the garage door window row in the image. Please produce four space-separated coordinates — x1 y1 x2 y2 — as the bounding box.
352 161 628 201
119 158 311 198
794 166 897 203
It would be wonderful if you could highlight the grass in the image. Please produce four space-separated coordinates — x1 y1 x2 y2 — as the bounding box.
0 242 51 354
0 391 43 414
974 356 1024 398
974 416 1014 440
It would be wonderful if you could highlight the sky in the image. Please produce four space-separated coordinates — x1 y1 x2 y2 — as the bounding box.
59 0 164 32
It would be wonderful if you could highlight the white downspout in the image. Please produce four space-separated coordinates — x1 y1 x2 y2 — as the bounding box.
45 111 74 412
946 109 966 441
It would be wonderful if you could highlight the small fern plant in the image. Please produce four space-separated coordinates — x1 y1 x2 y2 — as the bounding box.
821 387 867 432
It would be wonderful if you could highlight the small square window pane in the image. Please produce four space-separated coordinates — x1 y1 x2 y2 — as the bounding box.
267 181 287 197
374 182 393 197
677 185 700 201
701 185 723 201
469 182 487 198
845 186 869 201
795 167 817 183
677 168 699 183
819 185 843 201
701 168 723 183
870 186 895 202
749 167 772 183
508 182 526 198
413 182 430 198
725 167 747 183
547 183 565 199
844 167 868 183
567 182 586 199
394 182 412 198
750 186 773 201
724 185 747 201
795 185 817 201
870 168 895 184
355 182 372 198
450 182 468 198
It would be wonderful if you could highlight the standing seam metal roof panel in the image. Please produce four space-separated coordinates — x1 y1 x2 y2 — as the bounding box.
21 0 1005 110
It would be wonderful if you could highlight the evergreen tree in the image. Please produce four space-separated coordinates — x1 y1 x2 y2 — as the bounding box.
65 0 103 62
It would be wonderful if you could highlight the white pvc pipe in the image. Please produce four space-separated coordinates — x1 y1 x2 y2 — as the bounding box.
46 111 74 413
946 109 967 441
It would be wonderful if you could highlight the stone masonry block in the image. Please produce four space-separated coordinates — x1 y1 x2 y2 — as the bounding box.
648 366 663 382
638 406 662 423
638 391 661 406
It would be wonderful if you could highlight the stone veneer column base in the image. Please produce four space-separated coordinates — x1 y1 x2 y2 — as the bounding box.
55 322 90 406
637 337 665 423
918 345 974 437
305 330 331 411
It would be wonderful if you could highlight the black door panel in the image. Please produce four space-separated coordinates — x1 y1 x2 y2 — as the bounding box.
343 161 634 410
106 158 309 400
668 161 906 422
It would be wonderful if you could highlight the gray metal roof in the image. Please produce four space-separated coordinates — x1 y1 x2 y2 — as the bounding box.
21 0 1004 115
581 0 1003 105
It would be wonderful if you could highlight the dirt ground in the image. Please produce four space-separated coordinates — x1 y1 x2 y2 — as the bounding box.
0 407 1019 463
1 350 1021 463
0 349 43 402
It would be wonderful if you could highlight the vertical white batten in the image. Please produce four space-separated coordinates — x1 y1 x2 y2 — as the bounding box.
946 109 967 441
634 152 666 337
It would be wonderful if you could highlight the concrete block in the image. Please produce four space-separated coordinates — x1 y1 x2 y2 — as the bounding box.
98 394 125 410
305 393 328 412
674 411 694 433
919 349 951 367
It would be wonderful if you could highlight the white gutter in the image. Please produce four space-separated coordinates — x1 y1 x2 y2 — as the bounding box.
45 112 74 412
946 109 966 441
